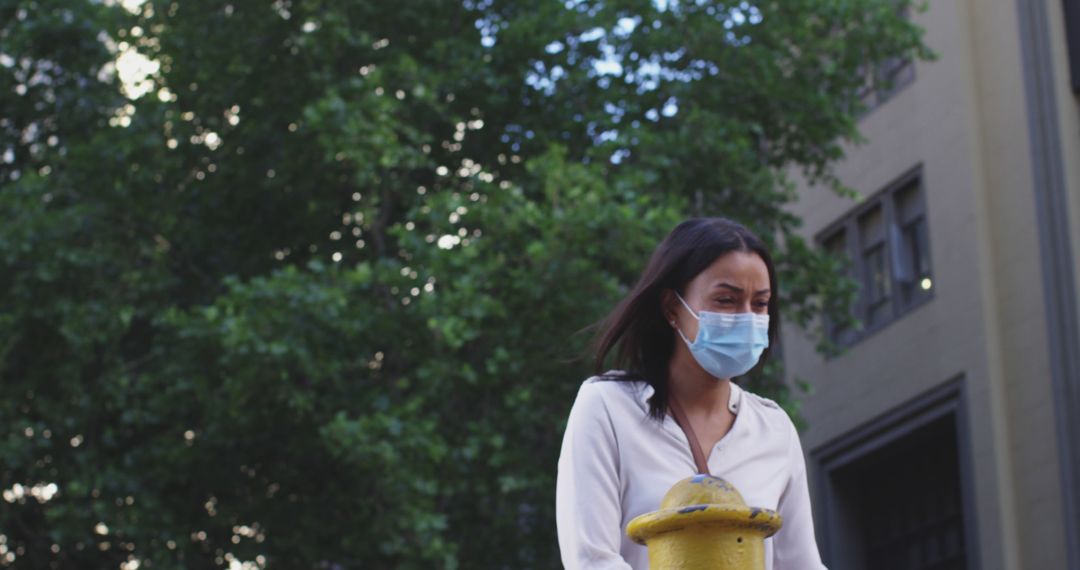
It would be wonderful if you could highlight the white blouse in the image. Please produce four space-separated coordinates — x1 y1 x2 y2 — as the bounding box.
555 375 827 570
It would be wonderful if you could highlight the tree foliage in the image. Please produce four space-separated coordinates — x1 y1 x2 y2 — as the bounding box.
0 0 928 567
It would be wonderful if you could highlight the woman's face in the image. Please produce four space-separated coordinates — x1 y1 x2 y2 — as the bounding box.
665 250 772 342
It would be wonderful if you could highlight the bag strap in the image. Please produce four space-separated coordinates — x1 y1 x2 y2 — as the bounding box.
667 396 711 475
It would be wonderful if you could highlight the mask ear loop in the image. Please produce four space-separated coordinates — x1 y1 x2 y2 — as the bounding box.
672 292 699 345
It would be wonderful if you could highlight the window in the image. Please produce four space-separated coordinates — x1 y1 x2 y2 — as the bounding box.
895 181 933 307
856 2 916 113
858 205 891 327
813 380 978 570
824 231 858 346
820 168 932 346
857 57 915 112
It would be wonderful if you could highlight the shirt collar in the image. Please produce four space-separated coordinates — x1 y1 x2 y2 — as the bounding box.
728 381 744 414
636 379 744 415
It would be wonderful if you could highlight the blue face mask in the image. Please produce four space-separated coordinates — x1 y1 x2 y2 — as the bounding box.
673 292 770 379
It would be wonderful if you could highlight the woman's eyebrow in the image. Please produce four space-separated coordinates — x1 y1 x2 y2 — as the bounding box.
713 282 771 295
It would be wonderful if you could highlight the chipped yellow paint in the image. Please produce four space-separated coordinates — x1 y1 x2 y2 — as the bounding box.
626 475 782 570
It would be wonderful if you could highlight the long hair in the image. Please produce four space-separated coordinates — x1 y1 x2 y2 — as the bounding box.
593 218 780 420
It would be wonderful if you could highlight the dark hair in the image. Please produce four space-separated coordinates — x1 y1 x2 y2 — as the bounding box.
593 218 780 420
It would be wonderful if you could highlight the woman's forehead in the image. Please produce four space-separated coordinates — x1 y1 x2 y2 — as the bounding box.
690 251 770 290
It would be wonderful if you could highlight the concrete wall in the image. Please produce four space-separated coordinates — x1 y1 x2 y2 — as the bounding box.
781 0 1078 567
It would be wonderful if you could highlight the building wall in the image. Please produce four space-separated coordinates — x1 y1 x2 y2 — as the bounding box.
781 0 1078 567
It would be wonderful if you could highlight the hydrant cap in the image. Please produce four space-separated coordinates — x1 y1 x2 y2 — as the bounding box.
626 475 782 544
660 474 746 509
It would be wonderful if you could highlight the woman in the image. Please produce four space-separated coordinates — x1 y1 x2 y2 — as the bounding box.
556 218 827 569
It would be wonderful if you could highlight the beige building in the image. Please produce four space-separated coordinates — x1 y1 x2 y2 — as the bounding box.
781 0 1080 569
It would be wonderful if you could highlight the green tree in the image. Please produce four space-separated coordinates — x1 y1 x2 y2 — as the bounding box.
0 0 928 567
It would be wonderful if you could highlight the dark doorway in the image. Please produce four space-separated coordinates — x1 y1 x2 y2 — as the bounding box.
814 380 978 570
832 415 965 569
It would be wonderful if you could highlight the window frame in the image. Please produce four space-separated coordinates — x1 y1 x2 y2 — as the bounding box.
817 166 933 347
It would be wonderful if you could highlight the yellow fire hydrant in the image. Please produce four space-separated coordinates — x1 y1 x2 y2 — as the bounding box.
626 474 782 570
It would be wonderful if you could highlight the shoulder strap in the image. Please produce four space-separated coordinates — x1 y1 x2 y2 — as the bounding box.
667 397 711 475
